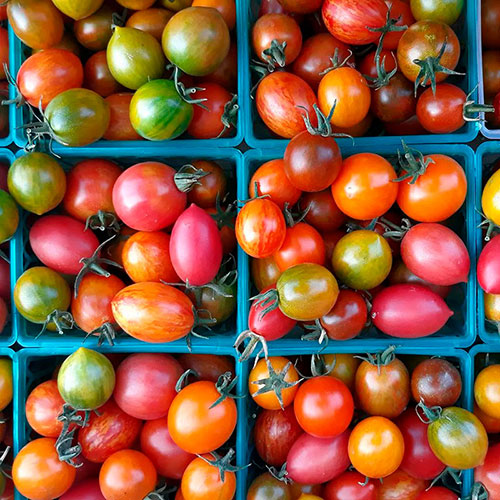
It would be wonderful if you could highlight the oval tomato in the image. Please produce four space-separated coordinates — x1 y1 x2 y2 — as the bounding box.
247 473 291 500
375 469 428 500
26 379 65 438
73 4 114 50
178 354 235 382
126 8 173 41
475 364 500 419
478 237 500 294
483 170 500 227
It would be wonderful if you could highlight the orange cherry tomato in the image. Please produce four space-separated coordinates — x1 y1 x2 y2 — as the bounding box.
104 93 142 141
475 364 500 419
192 0 236 30
474 402 500 433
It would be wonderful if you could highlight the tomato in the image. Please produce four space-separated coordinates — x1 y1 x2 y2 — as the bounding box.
348 416 404 479
29 215 99 275
162 7 230 76
178 354 234 382
205 41 238 92
106 27 165 90
383 0 415 49
181 455 236 500
104 226 136 268
31 32 81 57
17 49 83 109
130 79 194 141
252 13 302 66
114 353 183 420
475 402 500 433
26 379 65 438
416 487 458 500
400 223 470 285
187 161 227 208
355 354 410 418
160 0 192 11
397 21 460 87
411 358 462 407
79 399 142 463
13 438 76 500
300 190 345 233
193 0 236 29
320 354 360 390
294 376 353 438
332 153 398 219
371 73 416 124
426 406 488 469
484 51 500 99
7 0 64 50
483 0 500 50
112 162 186 231
126 8 173 41
170 204 223 286
252 255 282 291
168 380 237 454
410 0 463 25
14 267 71 326
483 170 500 227
99 449 156 500
385 114 427 136
140 418 194 479
485 292 500 324
104 93 142 141
290 484 324 499
58 347 115 411
476 442 500 499
324 471 376 500
287 430 350 484
84 51 122 98
322 0 388 45
475 364 500 418
0 258 7 303
0 191 18 243
372 284 453 337
8 152 66 215
249 357 299 410
254 406 303 466
44 89 110 147
376 469 428 500
73 4 113 50
53 0 103 19
187 278 236 325
60 479 105 500
359 49 397 80
256 72 318 139
284 132 342 192
0 359 10 414
247 473 291 500
396 408 445 480
117 0 155 8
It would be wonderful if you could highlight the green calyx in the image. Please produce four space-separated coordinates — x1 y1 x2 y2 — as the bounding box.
393 140 435 184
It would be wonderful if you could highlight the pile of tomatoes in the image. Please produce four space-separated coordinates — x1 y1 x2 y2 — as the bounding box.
246 351 482 500
7 151 236 344
13 348 240 500
7 0 237 146
237 144 469 349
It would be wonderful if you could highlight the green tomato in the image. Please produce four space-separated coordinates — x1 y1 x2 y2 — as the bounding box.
0 190 19 243
130 79 193 141
57 347 115 411
162 7 230 76
8 152 66 215
410 0 464 25
277 263 339 321
14 267 71 325
332 230 392 290
107 26 166 90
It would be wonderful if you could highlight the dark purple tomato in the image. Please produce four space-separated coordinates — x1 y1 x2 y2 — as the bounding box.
371 73 416 123
371 284 453 338
478 234 500 294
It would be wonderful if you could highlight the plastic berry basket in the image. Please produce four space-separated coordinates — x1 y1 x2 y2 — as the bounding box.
11 146 243 348
240 0 480 149
239 144 476 350
236 345 473 500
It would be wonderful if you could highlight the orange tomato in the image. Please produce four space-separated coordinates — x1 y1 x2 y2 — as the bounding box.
331 153 398 220
192 0 236 30
475 364 500 419
322 354 361 391
348 416 404 478
482 168 500 226
474 402 500 433
0 359 12 411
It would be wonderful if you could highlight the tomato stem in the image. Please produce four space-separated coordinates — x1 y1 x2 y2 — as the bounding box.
218 94 239 138
301 319 329 347
143 482 176 500
171 66 208 109
1 64 25 108
319 48 354 76
85 322 118 347
262 39 288 69
477 209 500 242
0 249 8 265
267 463 291 484
426 466 462 491
415 400 442 424
37 310 75 338
175 369 199 392
283 202 311 228
393 140 435 184
467 482 489 500
211 371 243 408
234 330 269 365
381 218 412 241
196 449 249 482
250 288 279 320
85 211 121 233
298 103 353 141
174 164 210 193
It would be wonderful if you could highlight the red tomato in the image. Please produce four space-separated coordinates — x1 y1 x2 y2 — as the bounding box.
187 160 227 208
79 399 142 463
178 354 235 382
60 479 105 500
140 418 195 479
256 72 318 139
478 235 500 294
236 198 286 258
29 215 99 275
376 469 428 500
112 162 186 231
416 487 458 500
99 450 156 500
277 0 322 13
84 51 122 98
170 204 223 286
324 471 377 500
63 159 122 222
382 0 414 50
204 41 238 92
385 114 427 136
358 49 397 80
475 442 500 499
0 298 6 333
113 353 183 420
17 49 83 109
104 93 142 141
294 376 353 438
301 190 346 233
122 231 178 283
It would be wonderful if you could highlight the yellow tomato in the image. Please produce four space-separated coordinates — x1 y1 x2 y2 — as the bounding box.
475 364 500 418
482 169 500 225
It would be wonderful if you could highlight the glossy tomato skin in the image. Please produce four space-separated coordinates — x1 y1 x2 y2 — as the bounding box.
256 72 318 139
401 223 470 286
372 283 453 337
187 160 227 208
60 479 105 500
416 487 458 500
13 438 76 500
375 469 428 500
247 473 291 500
79 399 142 463
321 354 360 390
483 0 500 49
113 353 183 420
475 364 500 418
301 190 345 232
483 50 500 99
205 41 238 92
254 406 303 466
476 442 500 499
396 408 445 480
140 418 194 479
483 170 500 227
410 0 463 25
278 0 321 13
294 376 354 438
178 354 234 382
170 204 223 286
84 51 122 98
359 49 396 79
126 8 173 41
322 0 387 45
331 153 398 219
287 430 350 484
383 0 414 49
104 93 142 141
474 402 500 433
252 255 282 291
371 72 416 123
479 238 500 295
324 471 376 500
411 358 462 407
73 4 113 50
0 190 18 243
18 49 83 109
112 162 186 231
29 215 99 275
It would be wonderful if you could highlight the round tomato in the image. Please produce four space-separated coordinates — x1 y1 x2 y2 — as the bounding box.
60 478 105 500
475 364 500 418
26 379 65 438
104 93 142 141
375 469 428 500
205 41 238 92
321 354 360 390
178 354 235 382
84 51 122 98
383 0 415 49
73 4 114 50
483 169 500 227
416 487 458 500
359 49 397 80
126 8 173 41
187 160 227 208
192 0 235 29
247 473 291 500
324 471 376 500
476 442 500 499
483 0 500 49
301 190 345 233
484 50 500 99
252 255 282 291
371 73 416 124
410 0 463 25
0 191 18 243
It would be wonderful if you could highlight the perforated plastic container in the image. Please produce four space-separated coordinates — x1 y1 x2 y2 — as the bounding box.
11 147 243 348
236 345 473 499
239 144 476 349
240 0 479 149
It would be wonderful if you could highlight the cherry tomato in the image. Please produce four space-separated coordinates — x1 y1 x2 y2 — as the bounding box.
476 442 500 499
416 487 458 500
187 160 227 208
252 255 282 291
322 354 360 390
383 0 415 49
192 0 236 30
474 402 500 433
483 0 500 49
475 364 500 419
324 471 376 500
359 49 397 80
126 8 173 40
104 93 142 141
60 478 105 500
482 171 500 228
205 41 238 92
484 50 500 99
84 51 122 98
178 354 235 382
300 190 345 232
73 4 113 50
247 473 292 500
410 0 463 25
376 469 428 500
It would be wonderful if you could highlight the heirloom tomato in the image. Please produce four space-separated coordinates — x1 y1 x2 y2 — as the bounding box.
483 0 500 49
84 51 122 98
324 471 377 500
321 354 360 390
383 0 415 49
476 442 500 499
60 479 105 500
410 0 463 25
301 190 345 232
178 354 235 382
0 191 18 243
187 161 227 208
417 488 458 500
475 364 500 418
73 5 114 51
192 0 236 30
371 73 416 124
252 255 281 291
104 93 142 141
126 8 173 41
375 469 428 500
247 473 291 500
52 0 104 20
482 169 500 226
